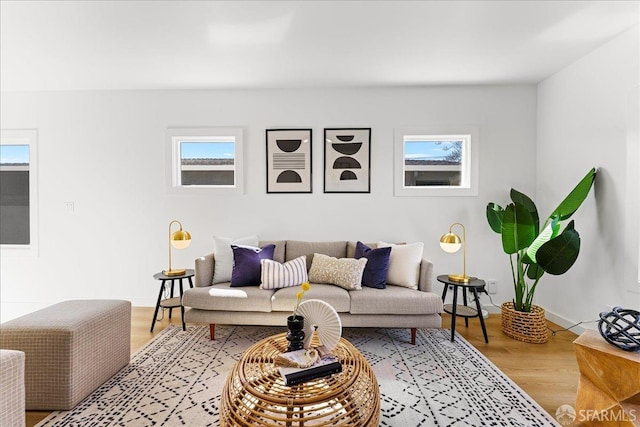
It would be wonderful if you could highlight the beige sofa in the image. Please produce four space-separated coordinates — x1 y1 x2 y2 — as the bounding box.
183 240 443 344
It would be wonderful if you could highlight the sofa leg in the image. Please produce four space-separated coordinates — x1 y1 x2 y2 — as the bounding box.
209 324 215 340
411 328 416 345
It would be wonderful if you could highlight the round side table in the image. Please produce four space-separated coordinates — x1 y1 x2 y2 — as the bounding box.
151 269 194 332
437 274 489 343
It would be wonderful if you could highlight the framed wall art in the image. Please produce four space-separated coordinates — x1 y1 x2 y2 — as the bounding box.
324 128 371 193
266 129 312 193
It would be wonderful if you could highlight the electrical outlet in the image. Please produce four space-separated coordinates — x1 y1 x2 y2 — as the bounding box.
487 279 497 294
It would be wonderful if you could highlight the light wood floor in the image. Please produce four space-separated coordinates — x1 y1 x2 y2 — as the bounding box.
27 306 580 426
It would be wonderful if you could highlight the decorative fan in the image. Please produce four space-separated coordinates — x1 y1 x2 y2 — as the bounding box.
296 299 342 351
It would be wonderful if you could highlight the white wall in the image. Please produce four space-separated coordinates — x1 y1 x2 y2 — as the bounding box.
536 26 640 330
0 85 537 321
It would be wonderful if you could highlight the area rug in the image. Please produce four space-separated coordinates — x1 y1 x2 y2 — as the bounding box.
37 325 559 426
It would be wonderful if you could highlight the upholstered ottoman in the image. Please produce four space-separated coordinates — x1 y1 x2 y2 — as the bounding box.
0 349 25 427
0 300 131 410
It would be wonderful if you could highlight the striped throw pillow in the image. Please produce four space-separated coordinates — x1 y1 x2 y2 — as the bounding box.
260 256 308 290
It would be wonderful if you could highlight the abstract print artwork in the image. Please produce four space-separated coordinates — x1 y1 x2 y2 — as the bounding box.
324 128 371 193
266 129 312 193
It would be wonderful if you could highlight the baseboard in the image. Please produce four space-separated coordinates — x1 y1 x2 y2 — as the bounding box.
544 310 595 337
483 304 501 314
479 303 594 337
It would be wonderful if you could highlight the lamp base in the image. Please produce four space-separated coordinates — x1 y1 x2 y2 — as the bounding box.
448 274 471 283
164 269 186 277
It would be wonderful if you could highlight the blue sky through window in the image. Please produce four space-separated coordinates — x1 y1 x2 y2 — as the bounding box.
180 141 234 159
0 145 29 164
405 141 461 160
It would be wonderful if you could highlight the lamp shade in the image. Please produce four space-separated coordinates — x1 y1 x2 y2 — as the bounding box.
439 233 462 253
171 230 192 249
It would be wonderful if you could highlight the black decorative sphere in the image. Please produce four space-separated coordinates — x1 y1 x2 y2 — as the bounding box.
598 307 640 352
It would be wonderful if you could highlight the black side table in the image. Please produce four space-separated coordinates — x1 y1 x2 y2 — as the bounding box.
151 269 194 332
437 275 489 343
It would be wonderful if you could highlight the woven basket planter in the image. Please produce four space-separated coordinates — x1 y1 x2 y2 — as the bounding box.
501 302 549 344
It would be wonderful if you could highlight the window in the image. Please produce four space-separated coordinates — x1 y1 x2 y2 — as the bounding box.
1 129 38 255
403 137 467 187
167 127 244 194
394 126 479 196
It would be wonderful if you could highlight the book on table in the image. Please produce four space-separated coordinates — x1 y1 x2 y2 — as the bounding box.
278 346 342 386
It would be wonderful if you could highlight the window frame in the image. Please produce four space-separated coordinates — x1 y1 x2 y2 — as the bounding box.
394 125 479 197
166 127 244 195
0 129 39 256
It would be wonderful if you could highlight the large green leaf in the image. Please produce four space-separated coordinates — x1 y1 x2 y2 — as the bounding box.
486 203 504 233
501 203 536 254
510 189 539 235
526 263 545 280
537 221 581 275
549 168 597 221
526 216 559 262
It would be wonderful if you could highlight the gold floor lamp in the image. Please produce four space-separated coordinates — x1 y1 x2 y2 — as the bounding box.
164 220 192 277
439 222 470 283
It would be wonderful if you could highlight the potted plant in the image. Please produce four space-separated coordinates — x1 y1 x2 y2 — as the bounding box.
486 168 597 343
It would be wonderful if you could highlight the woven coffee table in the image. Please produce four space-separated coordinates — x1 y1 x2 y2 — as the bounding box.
220 333 380 426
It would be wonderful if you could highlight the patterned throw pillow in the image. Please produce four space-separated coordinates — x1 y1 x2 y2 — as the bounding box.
230 244 275 287
260 256 308 290
308 253 367 291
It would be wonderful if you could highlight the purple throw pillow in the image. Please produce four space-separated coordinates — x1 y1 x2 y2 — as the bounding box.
230 244 276 287
354 241 391 289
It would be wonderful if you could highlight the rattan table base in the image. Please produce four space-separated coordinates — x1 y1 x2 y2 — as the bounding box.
220 333 380 426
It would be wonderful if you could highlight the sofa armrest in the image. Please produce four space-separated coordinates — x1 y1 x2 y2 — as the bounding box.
195 253 215 287
418 258 434 293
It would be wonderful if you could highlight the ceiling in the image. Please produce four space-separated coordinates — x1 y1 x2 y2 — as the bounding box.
1 0 638 92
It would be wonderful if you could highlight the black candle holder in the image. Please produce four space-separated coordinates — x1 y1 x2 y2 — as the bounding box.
286 315 305 352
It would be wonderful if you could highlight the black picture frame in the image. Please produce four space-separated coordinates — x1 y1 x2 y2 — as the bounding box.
324 128 371 193
266 129 313 193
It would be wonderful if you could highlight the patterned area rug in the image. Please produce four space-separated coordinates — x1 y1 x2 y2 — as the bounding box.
37 325 559 426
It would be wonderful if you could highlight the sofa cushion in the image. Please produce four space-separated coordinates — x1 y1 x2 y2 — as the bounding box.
308 253 367 290
285 240 347 270
182 284 274 312
212 235 259 284
258 240 286 263
270 283 351 313
346 241 378 258
230 244 275 287
354 241 391 289
260 256 308 290
377 241 424 289
349 285 443 315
